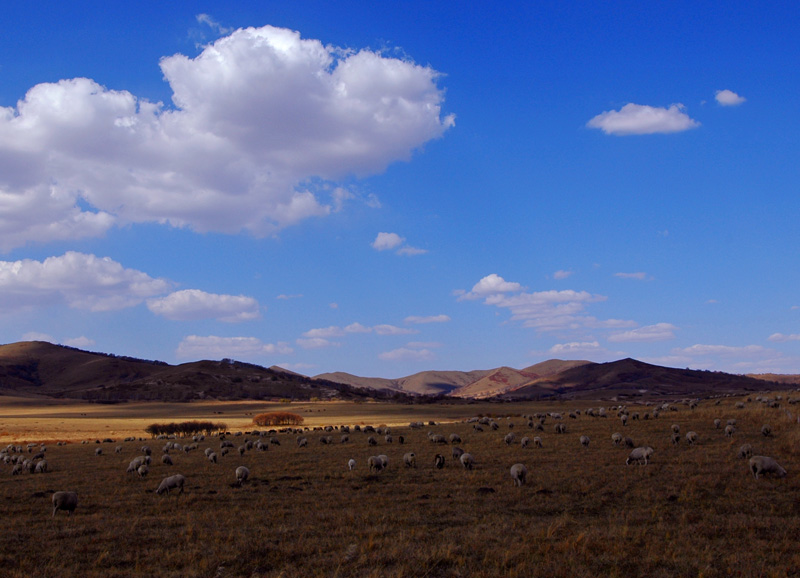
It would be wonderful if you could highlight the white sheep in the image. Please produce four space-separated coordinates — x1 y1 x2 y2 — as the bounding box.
521 437 530 449
347 458 356 471
449 434 462 444
533 436 543 448
510 463 527 486
94 448 102 456
580 435 590 448
761 424 772 437
713 418 722 429
156 474 186 495
161 454 173 466
34 459 47 474
611 433 622 446
367 455 385 473
235 466 250 486
52 491 78 517
137 464 149 478
403 452 417 468
208 452 217 464
685 431 698 445
460 453 474 470
504 432 516 445
725 425 735 438
626 446 654 466
433 454 445 469
554 423 566 434
738 444 753 459
127 456 146 473
671 424 680 434
749 456 786 479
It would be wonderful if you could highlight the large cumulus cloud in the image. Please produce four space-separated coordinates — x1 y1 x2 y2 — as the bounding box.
0 25 454 250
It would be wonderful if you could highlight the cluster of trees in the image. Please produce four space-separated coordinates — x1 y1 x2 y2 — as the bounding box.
144 420 228 437
252 412 304 427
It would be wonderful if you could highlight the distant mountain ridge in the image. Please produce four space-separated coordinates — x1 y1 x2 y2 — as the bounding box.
0 341 789 402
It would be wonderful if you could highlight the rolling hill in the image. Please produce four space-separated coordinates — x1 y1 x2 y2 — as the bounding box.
0 341 788 402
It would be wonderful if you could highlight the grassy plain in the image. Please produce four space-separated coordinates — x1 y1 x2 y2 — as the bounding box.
1 395 800 577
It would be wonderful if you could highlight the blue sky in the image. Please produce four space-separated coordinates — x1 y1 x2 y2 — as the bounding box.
1 2 798 377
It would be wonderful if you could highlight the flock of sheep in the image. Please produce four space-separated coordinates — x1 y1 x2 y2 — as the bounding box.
3 393 794 518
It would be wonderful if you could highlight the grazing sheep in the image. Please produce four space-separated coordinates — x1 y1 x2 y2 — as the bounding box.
340 435 349 444
725 425 735 438
208 452 217 464
385 435 393 444
367 436 378 446
738 444 753 459
713 418 722 429
620 415 628 427
52 491 78 517
761 425 772 437
141 446 151 456
554 423 566 434
12 464 22 475
297 438 308 448
686 431 698 445
127 456 146 473
403 452 417 468
347 458 356 471
749 456 787 479
460 453 474 470
623 437 635 448
533 436 543 448
521 436 530 449
449 434 462 444
452 446 465 460
137 464 149 478
434 454 445 469
504 433 516 445
34 459 48 474
671 432 680 445
115 446 122 454
611 433 622 446
238 446 246 456
94 448 102 456
671 424 680 434
510 463 527 486
367 455 385 473
580 435 590 448
161 454 173 466
156 474 186 495
626 446 654 466
236 466 250 486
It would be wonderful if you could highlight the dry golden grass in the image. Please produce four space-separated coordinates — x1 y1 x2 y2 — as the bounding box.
2 395 800 577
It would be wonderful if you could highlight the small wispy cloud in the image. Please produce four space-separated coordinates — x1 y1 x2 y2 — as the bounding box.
768 333 800 343
371 232 427 256
614 272 651 281
587 103 700 135
404 314 451 325
608 323 677 343
553 270 573 280
715 89 746 106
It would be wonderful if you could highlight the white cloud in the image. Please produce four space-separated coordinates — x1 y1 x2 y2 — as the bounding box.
608 323 677 343
674 344 771 357
404 314 450 324
396 245 428 256
459 274 524 300
372 232 426 256
22 331 54 342
373 324 417 336
715 89 746 106
379 347 435 362
587 103 700 135
177 335 293 359
768 333 800 343
0 252 171 312
296 337 339 350
0 25 454 250
548 341 603 355
614 272 650 281
62 336 96 348
344 322 372 334
372 232 405 251
147 289 260 322
196 13 234 36
302 326 345 339
553 270 573 280
484 289 606 331
276 293 303 300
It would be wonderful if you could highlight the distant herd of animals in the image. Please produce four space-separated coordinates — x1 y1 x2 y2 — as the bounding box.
3 393 795 517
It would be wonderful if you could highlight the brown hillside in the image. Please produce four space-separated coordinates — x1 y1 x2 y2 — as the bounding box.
450 366 542 399
507 358 780 400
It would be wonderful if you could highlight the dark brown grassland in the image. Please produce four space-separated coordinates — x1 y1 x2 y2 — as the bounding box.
2 396 800 577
